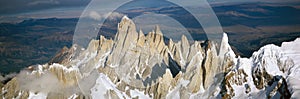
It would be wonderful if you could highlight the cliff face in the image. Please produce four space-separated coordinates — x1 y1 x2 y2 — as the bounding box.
1 16 299 99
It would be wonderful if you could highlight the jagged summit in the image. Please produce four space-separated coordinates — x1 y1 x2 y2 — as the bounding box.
121 15 130 21
1 17 300 99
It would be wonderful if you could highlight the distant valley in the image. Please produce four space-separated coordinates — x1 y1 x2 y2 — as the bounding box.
0 2 300 74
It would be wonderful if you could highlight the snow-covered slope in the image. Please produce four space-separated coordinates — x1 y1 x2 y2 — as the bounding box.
281 38 300 98
1 16 299 99
221 38 300 98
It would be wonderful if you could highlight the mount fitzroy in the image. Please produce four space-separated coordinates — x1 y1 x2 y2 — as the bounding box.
1 16 300 99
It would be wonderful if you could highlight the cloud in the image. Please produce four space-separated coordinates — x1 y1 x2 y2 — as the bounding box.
88 11 125 20
242 8 270 13
17 70 64 93
28 0 60 6
15 66 78 95
218 11 254 18
107 12 125 20
15 64 100 96
89 11 102 20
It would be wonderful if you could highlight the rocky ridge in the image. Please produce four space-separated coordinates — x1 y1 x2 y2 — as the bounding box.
0 16 299 99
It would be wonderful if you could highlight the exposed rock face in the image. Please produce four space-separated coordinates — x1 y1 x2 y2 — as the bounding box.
1 16 299 99
220 43 299 98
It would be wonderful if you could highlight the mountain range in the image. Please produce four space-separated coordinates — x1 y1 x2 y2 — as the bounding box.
0 16 299 99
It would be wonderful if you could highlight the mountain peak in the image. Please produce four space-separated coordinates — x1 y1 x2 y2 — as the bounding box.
121 15 130 21
1 17 300 99
155 25 163 35
222 32 229 43
118 16 134 29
